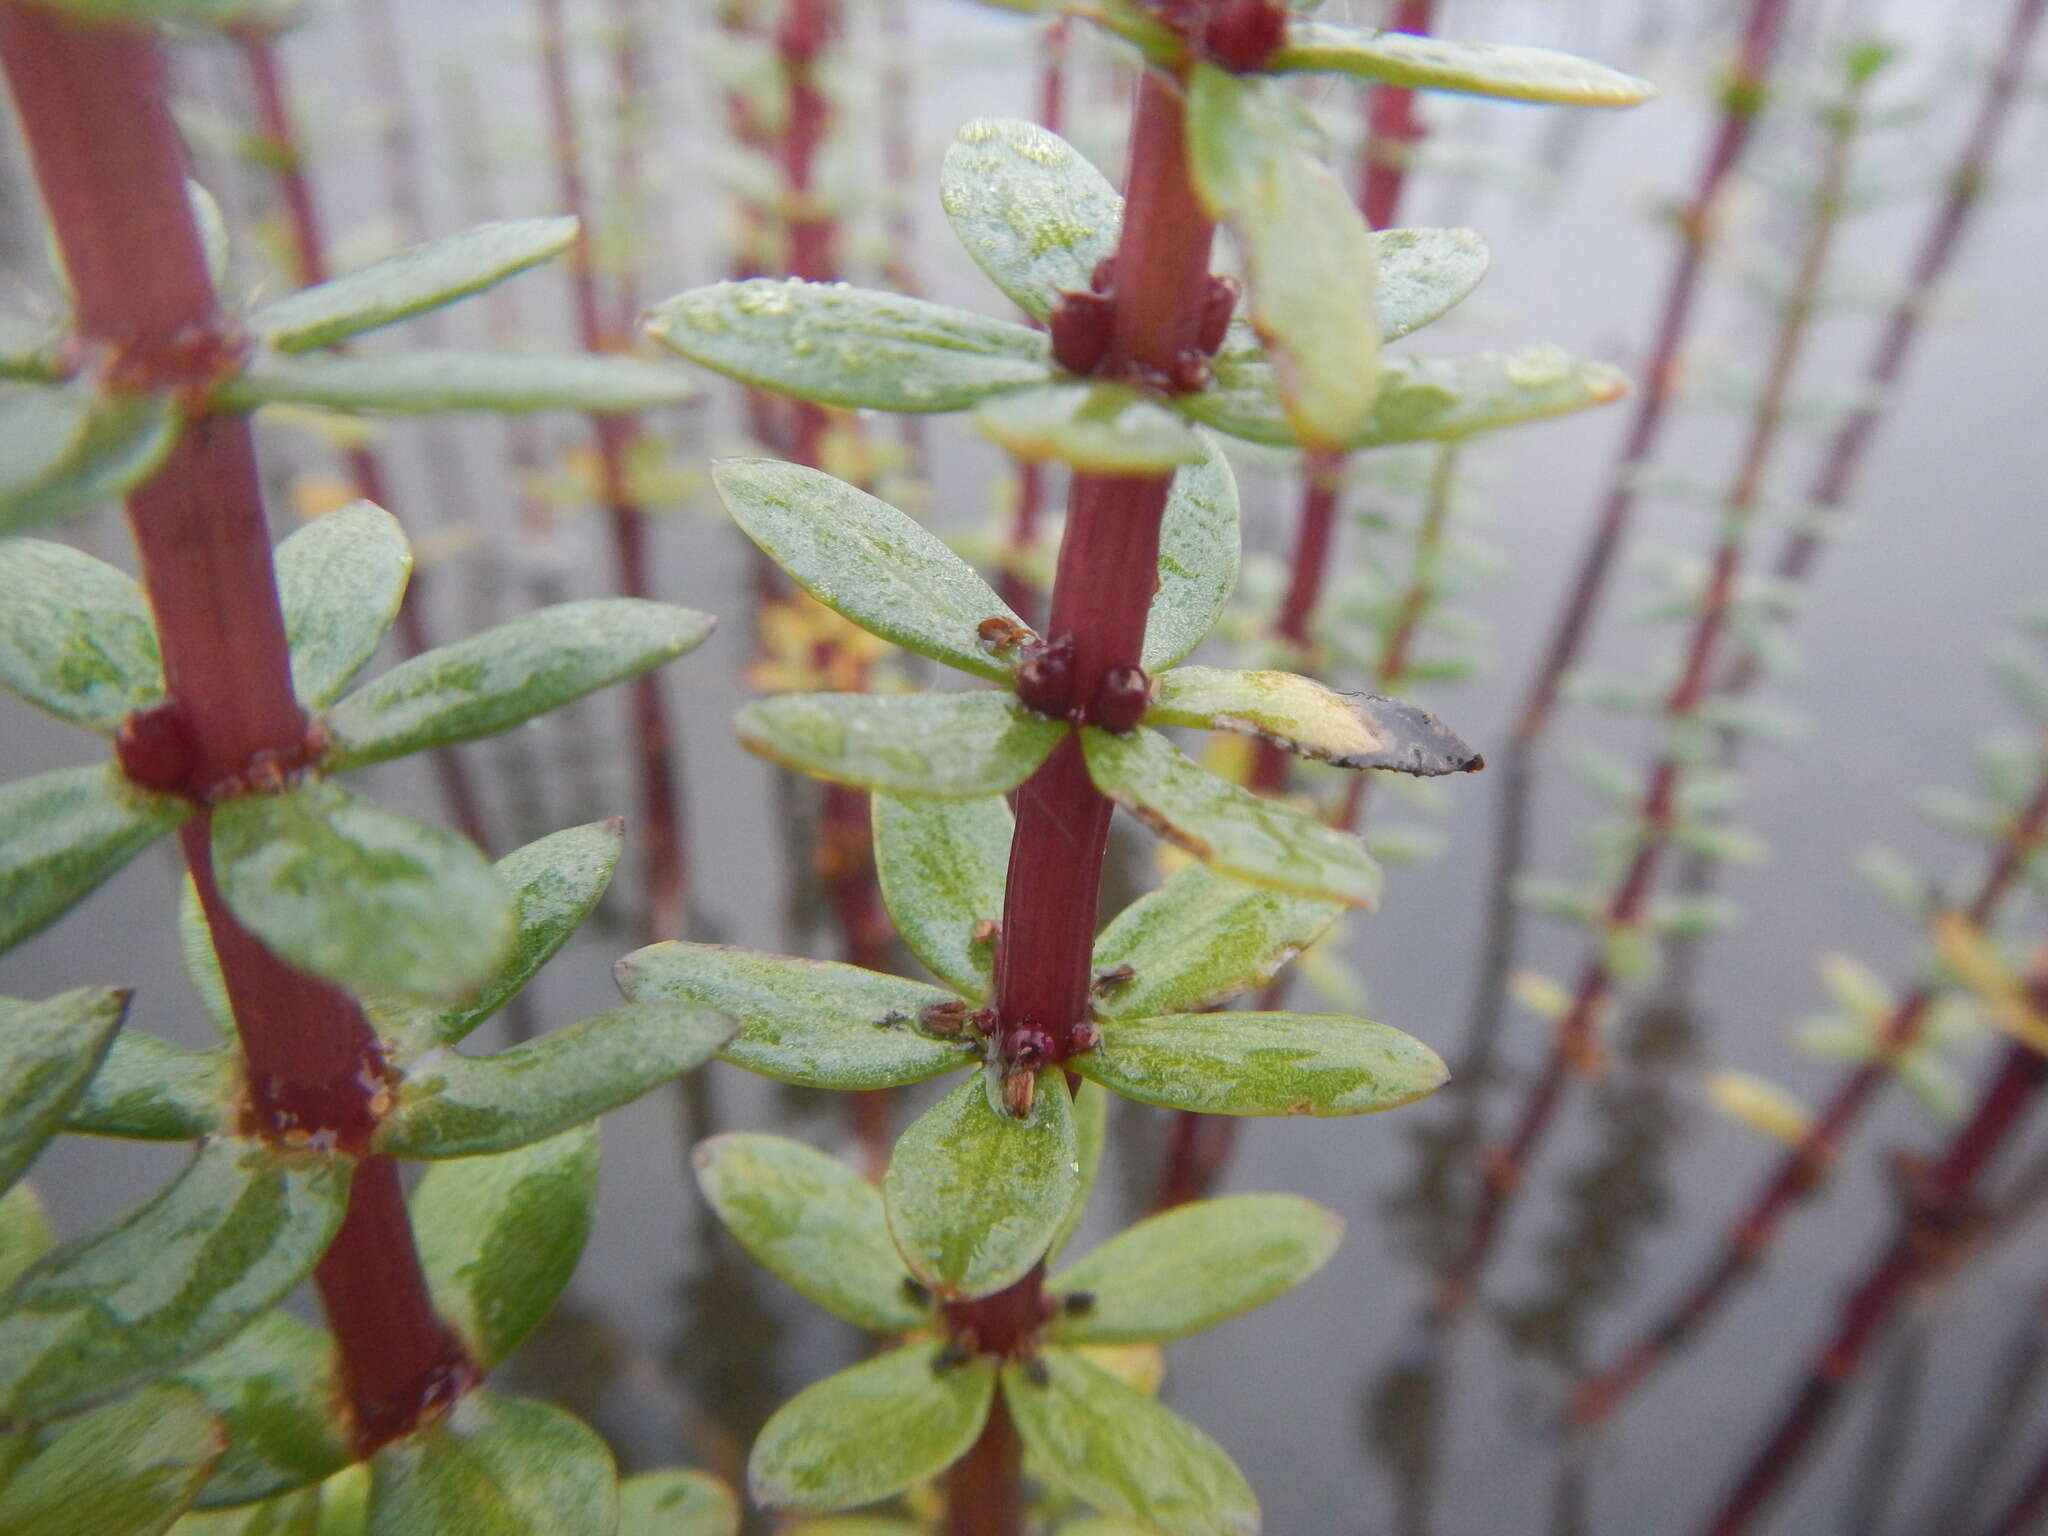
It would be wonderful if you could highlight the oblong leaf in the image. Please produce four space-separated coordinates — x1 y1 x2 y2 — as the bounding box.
616 942 967 1090
1146 667 1481 774
738 691 1066 799
0 538 161 731
1271 22 1656 105
0 1137 352 1425
1373 228 1489 339
0 1184 53 1293
976 381 1208 474
872 792 1010 1000
327 599 713 771
211 781 515 1002
252 217 580 352
377 1003 731 1158
940 118 1122 320
413 1126 599 1365
618 1471 739 1536
884 1072 1078 1299
0 390 178 536
645 280 1052 413
694 1133 923 1332
1047 1194 1342 1344
0 764 188 954
1075 1010 1446 1117
0 987 131 1192
276 503 412 708
1091 861 1342 1020
0 1385 222 1536
63 1032 242 1142
1004 1349 1256 1536
749 1345 994 1512
1145 436 1240 672
1189 64 1377 450
711 458 1023 683
168 1487 322 1533
368 1391 616 1536
0 386 94 509
1048 1080 1109 1264
219 352 695 416
1081 727 1381 907
168 1312 352 1510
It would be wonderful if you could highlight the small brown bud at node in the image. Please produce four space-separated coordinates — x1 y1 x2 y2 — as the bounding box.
1204 0 1288 72
1014 634 1076 719
1022 1355 1051 1388
1062 1291 1097 1316
902 1277 933 1309
1069 1020 1101 1054
918 999 971 1037
1196 274 1240 355
1001 1066 1037 1119
114 700 196 797
970 918 1000 945
1091 664 1151 733
1092 963 1136 994
1165 348 1213 394
1049 289 1114 376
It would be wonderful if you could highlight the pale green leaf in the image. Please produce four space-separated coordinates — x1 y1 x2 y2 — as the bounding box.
368 1391 616 1536
0 314 62 382
377 1004 731 1158
692 1133 924 1333
616 941 968 1090
1372 228 1489 339
1146 666 1481 774
1004 1349 1256 1536
0 1385 222 1536
170 1487 323 1534
189 181 231 295
872 792 1010 1000
0 764 188 953
1048 1080 1109 1263
0 987 130 1193
885 1072 1078 1298
712 458 1023 682
1075 1010 1447 1116
785 1522 924 1536
220 352 695 416
275 503 412 708
1188 64 1378 450
314 1464 369 1536
1081 727 1381 906
1048 1194 1342 1343
179 878 235 1035
0 386 94 504
1091 861 1342 1020
0 539 162 731
618 1471 739 1536
1144 434 1241 672
738 691 1066 799
645 279 1052 412
976 381 1208 473
211 781 514 1002
327 599 713 770
1271 22 1656 105
253 218 580 353
940 119 1121 319
168 1312 352 1510
0 388 178 535
0 1138 351 1425
414 1126 599 1365
0 1184 53 1293
64 1031 237 1141
749 1345 993 1512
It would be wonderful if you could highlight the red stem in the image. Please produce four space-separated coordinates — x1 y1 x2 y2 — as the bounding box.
0 3 466 1446
1361 0 1433 231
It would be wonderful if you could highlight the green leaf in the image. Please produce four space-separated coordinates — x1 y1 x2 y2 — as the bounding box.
377 1004 731 1158
327 599 713 771
738 691 1066 799
616 942 968 1090
17 0 282 23
1271 22 1656 105
1047 1194 1342 1343
711 458 1023 683
0 1385 222 1536
692 1133 925 1333
0 539 162 731
167 1312 352 1510
413 1126 599 1365
644 280 1052 413
0 987 131 1192
1145 435 1241 672
368 1391 616 1536
1373 228 1490 339
1091 861 1342 1020
1188 64 1378 451
748 1344 994 1512
219 352 695 416
1146 666 1481 774
0 764 189 954
976 381 1208 474
885 1072 1079 1299
1081 727 1381 907
618 1471 739 1536
872 793 1010 1000
252 218 580 353
0 1184 53 1293
0 1138 351 1426
940 119 1121 320
170 1487 323 1534
0 387 94 507
211 781 514 1002
0 314 63 383
1003 1349 1256 1536
188 180 231 295
276 503 412 708
0 390 179 535
1183 345 1628 450
784 1522 923 1536
64 1031 236 1141
1075 1010 1447 1117
1048 1081 1109 1263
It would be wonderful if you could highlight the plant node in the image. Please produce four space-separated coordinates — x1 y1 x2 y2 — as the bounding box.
1014 633 1077 718
1091 663 1153 732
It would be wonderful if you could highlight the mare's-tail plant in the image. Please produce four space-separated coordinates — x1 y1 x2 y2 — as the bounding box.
0 1 736 1528
635 2 1646 1526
